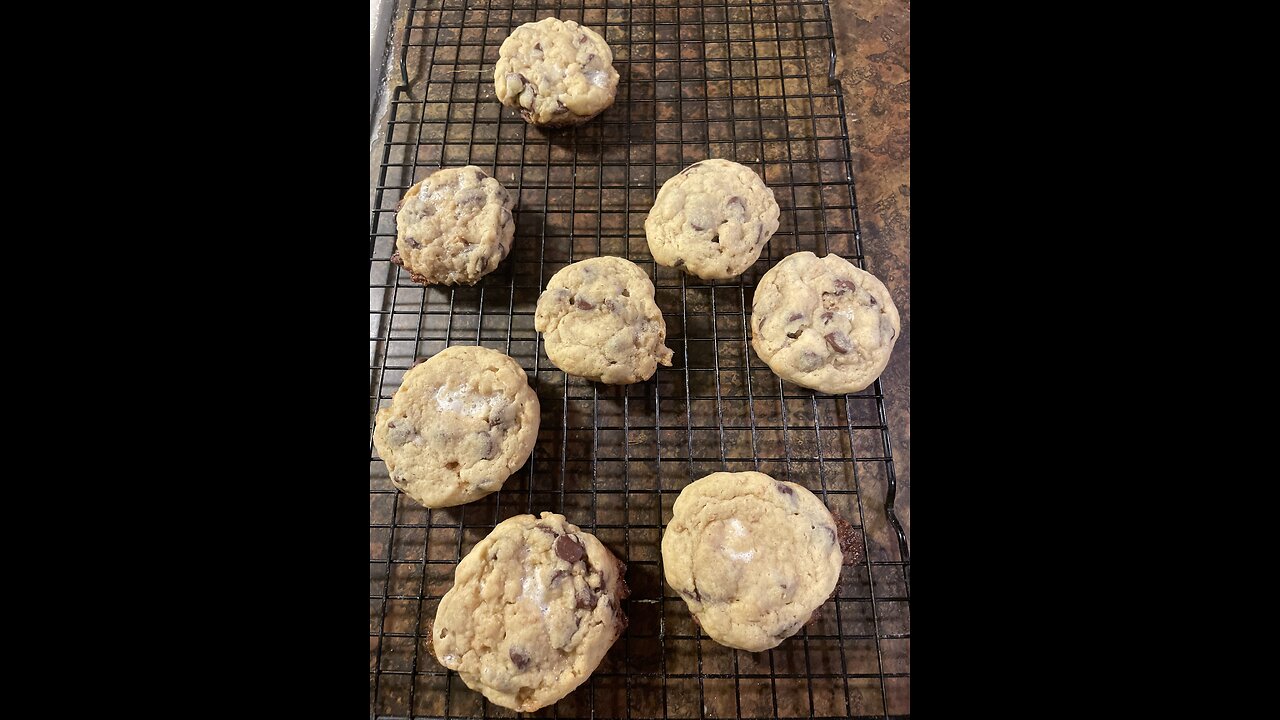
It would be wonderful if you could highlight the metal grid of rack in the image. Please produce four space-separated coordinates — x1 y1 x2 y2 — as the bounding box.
370 0 909 717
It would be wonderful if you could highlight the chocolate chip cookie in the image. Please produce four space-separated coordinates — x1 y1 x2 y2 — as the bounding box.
533 256 674 384
661 471 844 652
432 512 629 712
372 346 539 508
645 159 781 280
495 17 619 128
751 251 900 394
393 166 516 285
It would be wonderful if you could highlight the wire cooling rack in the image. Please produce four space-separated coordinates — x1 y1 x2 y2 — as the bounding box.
370 1 910 717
